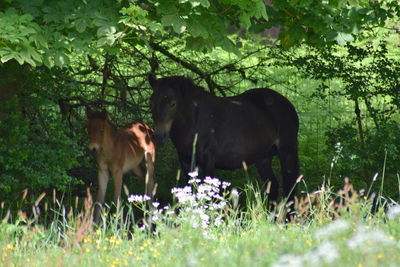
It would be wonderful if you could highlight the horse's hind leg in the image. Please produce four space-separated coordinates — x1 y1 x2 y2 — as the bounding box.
277 145 299 202
256 157 279 202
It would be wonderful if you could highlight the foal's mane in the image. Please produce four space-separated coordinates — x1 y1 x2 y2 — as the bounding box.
87 110 119 132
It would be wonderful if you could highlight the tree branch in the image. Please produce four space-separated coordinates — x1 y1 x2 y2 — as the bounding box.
149 42 226 96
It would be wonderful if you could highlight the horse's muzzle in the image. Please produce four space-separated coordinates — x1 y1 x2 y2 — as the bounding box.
154 132 168 147
88 143 100 155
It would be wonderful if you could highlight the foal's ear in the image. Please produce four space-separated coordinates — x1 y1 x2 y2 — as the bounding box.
148 73 157 89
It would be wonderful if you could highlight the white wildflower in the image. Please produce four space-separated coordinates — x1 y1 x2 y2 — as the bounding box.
188 170 199 178
204 176 221 187
314 219 350 239
272 241 338 267
212 193 223 200
305 241 339 265
152 202 160 208
152 214 159 221
128 194 150 203
214 217 224 227
222 181 231 189
271 254 304 267
387 204 400 220
169 176 234 230
188 178 201 184
200 212 210 228
347 228 394 250
187 257 199 266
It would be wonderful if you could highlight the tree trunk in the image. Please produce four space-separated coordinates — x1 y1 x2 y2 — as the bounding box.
354 98 370 184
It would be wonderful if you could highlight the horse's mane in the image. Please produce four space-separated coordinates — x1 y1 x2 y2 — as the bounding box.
89 111 107 120
157 76 206 97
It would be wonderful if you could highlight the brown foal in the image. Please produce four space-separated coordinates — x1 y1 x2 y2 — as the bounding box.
86 108 156 223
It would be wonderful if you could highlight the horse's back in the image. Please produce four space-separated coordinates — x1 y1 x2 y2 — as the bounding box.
113 122 154 171
236 88 299 133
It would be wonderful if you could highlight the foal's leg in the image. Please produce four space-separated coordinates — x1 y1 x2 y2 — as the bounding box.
255 157 279 202
111 168 123 206
132 165 145 179
94 162 109 223
144 151 155 198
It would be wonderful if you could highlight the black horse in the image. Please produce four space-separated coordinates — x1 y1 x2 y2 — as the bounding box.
149 75 299 201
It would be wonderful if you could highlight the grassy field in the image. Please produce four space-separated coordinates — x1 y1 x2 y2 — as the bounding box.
1 174 400 267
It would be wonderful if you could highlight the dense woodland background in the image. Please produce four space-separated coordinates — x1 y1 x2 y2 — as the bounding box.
1 0 400 208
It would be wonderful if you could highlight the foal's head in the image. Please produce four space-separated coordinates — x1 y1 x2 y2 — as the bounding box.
86 108 108 153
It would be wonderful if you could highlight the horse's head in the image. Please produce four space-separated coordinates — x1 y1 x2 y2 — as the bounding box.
85 108 108 153
148 75 183 146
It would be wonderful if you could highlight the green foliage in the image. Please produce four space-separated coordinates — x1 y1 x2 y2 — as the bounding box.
0 0 399 208
326 121 400 196
0 94 82 198
0 0 122 67
273 31 400 196
0 8 44 66
2 0 399 69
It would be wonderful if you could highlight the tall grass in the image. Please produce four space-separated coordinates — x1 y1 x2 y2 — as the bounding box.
1 173 400 266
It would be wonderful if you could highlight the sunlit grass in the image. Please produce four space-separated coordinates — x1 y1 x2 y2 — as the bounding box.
1 174 400 267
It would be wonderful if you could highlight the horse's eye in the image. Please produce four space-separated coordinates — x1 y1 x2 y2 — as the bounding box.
170 102 176 107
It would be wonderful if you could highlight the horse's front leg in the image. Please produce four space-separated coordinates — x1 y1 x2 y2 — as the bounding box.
94 162 109 223
177 153 192 180
199 143 216 177
202 155 216 178
198 134 217 178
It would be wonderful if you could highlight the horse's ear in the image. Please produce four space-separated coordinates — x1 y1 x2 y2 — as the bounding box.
148 73 157 89
85 106 94 119
99 109 107 119
177 77 197 100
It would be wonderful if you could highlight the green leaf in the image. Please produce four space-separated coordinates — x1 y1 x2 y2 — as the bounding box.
75 20 88 33
185 36 212 52
54 52 68 67
97 26 116 37
13 54 24 65
189 0 210 8
161 14 177 25
254 1 268 20
161 15 187 34
335 32 354 45
239 14 251 30
187 18 209 38
42 55 54 68
1 52 15 63
217 36 240 55
157 1 178 15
